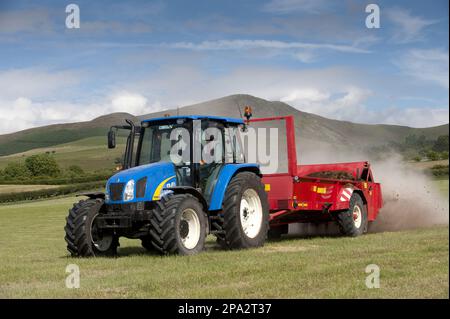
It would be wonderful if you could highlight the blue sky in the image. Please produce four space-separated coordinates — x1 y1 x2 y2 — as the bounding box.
0 0 448 133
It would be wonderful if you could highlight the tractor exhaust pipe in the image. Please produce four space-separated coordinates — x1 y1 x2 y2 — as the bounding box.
125 119 136 169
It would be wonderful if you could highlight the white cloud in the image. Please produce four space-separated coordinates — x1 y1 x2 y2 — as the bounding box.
292 51 315 63
0 68 81 99
0 93 164 134
262 0 329 14
395 49 449 89
280 86 374 123
78 21 152 34
281 88 330 103
380 107 449 128
134 65 447 128
280 86 448 128
111 92 152 115
166 39 370 54
386 8 437 43
0 64 447 134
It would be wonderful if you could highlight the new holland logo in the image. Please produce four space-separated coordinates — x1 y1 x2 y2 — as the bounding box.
339 188 353 202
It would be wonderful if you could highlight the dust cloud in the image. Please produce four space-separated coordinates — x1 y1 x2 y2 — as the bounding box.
287 148 448 236
369 155 448 232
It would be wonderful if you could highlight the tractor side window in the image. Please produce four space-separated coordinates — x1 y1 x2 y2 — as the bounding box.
201 121 224 164
159 131 172 162
224 127 234 163
138 128 153 165
233 126 245 163
224 126 245 163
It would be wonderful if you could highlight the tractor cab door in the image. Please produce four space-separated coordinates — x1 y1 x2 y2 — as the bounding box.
196 121 244 203
196 120 225 202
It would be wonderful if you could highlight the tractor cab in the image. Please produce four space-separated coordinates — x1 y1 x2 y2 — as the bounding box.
107 115 247 205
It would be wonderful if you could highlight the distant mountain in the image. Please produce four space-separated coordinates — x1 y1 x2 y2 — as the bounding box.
0 95 448 158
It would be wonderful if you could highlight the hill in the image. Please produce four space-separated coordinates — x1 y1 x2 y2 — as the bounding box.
0 95 448 168
0 113 138 156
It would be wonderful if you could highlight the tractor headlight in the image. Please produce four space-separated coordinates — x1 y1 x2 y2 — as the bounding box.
105 184 110 201
123 179 135 201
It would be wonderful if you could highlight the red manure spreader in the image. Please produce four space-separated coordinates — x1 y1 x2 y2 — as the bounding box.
256 115 383 238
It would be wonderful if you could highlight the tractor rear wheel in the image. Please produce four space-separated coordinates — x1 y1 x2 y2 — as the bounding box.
64 199 118 257
220 172 269 249
141 236 157 252
335 193 368 237
149 194 207 255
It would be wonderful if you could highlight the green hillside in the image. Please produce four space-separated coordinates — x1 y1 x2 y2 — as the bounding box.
0 95 448 163
0 112 137 156
0 136 126 172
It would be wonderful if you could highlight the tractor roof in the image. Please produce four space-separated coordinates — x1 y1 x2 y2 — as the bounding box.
142 115 244 125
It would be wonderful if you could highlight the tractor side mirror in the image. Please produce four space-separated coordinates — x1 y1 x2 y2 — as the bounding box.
108 130 116 149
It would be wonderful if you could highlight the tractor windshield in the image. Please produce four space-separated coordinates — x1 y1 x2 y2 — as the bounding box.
137 120 191 166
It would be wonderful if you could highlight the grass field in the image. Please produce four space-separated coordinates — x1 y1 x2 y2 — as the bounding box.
0 196 448 299
434 178 449 196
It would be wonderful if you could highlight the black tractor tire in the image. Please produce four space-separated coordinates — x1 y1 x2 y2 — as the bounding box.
149 194 207 255
221 172 269 249
268 224 289 240
141 236 157 252
334 193 368 237
64 199 119 257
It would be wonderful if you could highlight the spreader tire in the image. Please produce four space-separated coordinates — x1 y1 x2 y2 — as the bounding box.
149 194 207 255
221 172 269 249
64 199 118 257
335 193 368 237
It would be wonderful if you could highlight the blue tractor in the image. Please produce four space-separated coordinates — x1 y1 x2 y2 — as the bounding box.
64 115 269 256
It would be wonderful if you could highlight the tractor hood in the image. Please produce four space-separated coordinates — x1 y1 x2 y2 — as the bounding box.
105 162 177 204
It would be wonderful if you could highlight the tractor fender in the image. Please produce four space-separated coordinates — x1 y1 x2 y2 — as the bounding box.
76 192 105 199
164 186 208 210
208 163 261 211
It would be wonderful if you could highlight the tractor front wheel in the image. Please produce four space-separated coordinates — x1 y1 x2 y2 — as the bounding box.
64 199 118 257
220 172 269 249
149 194 207 255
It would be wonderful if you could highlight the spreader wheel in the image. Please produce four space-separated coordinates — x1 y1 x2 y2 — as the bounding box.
335 193 368 237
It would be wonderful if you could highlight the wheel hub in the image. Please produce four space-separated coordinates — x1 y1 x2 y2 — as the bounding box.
90 214 113 252
179 208 201 250
352 205 362 229
180 220 189 238
240 189 263 239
